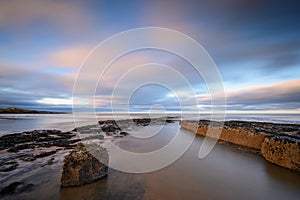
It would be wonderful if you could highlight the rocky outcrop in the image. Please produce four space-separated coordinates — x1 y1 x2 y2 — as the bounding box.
180 121 267 150
60 143 108 187
0 130 79 152
0 129 80 174
180 120 300 172
262 135 300 171
98 117 177 130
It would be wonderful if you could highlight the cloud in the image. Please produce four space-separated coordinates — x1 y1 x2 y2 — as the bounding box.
228 79 300 105
0 62 74 110
45 45 92 69
198 79 300 111
0 0 91 32
140 0 300 86
0 0 299 113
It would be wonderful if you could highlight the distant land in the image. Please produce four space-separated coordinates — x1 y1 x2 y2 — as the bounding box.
0 107 66 114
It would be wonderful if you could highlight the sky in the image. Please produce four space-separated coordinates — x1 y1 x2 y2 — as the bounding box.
0 0 299 114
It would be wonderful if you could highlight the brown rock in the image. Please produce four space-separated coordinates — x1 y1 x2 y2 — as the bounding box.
180 120 300 171
60 143 108 187
261 137 300 172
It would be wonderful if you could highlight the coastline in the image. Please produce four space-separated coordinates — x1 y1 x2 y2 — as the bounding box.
0 107 67 114
0 118 174 198
1 118 300 199
180 120 300 171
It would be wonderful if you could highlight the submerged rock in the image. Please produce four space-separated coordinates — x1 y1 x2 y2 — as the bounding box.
60 143 108 187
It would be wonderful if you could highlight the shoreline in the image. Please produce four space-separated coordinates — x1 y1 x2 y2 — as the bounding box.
0 107 67 114
0 118 175 198
1 118 300 198
180 120 300 172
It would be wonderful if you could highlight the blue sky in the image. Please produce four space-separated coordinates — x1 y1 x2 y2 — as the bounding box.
0 0 299 113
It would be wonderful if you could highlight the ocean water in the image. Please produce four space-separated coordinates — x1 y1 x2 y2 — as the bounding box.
0 113 146 135
0 113 299 135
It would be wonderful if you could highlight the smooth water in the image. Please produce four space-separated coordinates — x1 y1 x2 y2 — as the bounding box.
0 113 148 135
0 113 299 135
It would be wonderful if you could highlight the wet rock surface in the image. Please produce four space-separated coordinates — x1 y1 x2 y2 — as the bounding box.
0 182 34 197
61 143 108 187
0 130 79 170
0 118 136 198
181 120 300 171
97 117 176 133
194 120 300 135
0 130 79 152
0 129 80 198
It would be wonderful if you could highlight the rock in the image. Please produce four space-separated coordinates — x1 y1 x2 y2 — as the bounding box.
262 136 300 172
60 143 108 187
82 135 105 141
35 150 57 158
101 125 121 133
41 157 55 167
0 182 22 196
7 143 36 152
133 118 151 126
0 130 77 151
120 131 129 136
19 154 36 162
0 161 18 172
97 118 177 137
181 120 300 171
0 182 34 197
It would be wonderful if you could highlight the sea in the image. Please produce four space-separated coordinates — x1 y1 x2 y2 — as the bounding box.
0 113 299 136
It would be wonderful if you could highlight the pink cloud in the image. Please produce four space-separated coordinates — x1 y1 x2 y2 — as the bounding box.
0 0 91 32
46 45 92 69
198 79 300 105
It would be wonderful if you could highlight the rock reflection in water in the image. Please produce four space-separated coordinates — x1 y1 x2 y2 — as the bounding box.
60 169 145 200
